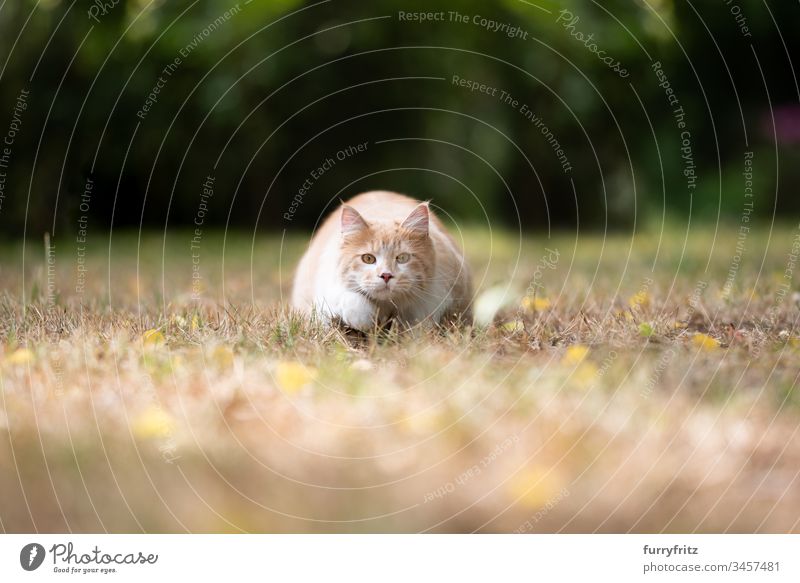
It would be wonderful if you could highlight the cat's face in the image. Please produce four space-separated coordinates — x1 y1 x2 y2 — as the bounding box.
338 204 434 303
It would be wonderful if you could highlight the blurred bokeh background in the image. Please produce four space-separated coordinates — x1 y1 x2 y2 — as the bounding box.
0 0 798 238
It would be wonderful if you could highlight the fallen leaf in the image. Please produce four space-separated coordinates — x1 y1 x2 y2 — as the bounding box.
573 362 599 388
692 333 719 351
639 322 654 337
167 353 184 370
132 406 174 439
629 291 651 309
401 410 443 435
142 329 165 346
211 345 234 369
502 319 525 333
562 345 589 366
614 308 635 322
521 296 552 312
275 361 317 393
507 466 564 509
5 348 34 366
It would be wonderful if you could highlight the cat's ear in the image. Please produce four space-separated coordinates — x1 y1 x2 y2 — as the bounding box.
341 204 369 236
401 203 429 236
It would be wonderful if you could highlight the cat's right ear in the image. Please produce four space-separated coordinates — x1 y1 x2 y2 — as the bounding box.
340 204 369 236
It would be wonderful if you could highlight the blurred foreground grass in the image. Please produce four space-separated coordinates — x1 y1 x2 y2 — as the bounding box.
1 225 799 532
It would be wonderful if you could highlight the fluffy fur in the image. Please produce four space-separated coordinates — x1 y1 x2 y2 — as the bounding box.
291 191 472 331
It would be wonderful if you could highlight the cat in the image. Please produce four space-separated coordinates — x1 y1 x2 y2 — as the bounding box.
291 190 472 331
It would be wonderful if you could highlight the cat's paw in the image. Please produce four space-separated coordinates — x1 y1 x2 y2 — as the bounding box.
338 293 378 332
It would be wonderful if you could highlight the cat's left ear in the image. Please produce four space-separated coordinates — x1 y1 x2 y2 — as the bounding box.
401 203 429 236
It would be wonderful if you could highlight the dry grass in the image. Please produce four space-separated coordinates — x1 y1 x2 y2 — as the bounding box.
1 225 799 533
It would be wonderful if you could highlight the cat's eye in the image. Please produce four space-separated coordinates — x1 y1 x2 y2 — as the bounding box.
361 253 376 264
396 253 411 264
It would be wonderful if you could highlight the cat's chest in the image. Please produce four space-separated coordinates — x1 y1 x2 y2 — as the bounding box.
394 281 451 324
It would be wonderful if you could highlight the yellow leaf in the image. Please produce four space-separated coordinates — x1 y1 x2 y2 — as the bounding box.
5 348 34 366
132 406 174 439
401 410 443 435
615 309 634 321
521 296 551 312
502 319 525 333
629 291 651 308
692 333 719 351
211 345 234 369
142 329 165 346
562 345 589 366
275 361 317 393
191 315 200 331
508 466 564 509
573 362 599 387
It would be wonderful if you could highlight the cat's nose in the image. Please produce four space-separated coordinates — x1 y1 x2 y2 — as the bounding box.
379 272 394 283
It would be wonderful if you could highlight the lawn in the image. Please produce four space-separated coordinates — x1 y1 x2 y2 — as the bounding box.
1 225 799 533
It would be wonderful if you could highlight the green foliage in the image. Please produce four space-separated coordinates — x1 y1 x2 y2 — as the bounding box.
0 0 797 236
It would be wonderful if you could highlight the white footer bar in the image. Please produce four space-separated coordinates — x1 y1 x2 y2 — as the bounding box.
1 534 797 582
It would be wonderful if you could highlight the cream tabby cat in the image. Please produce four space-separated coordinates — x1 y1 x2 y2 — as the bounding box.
291 191 472 331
